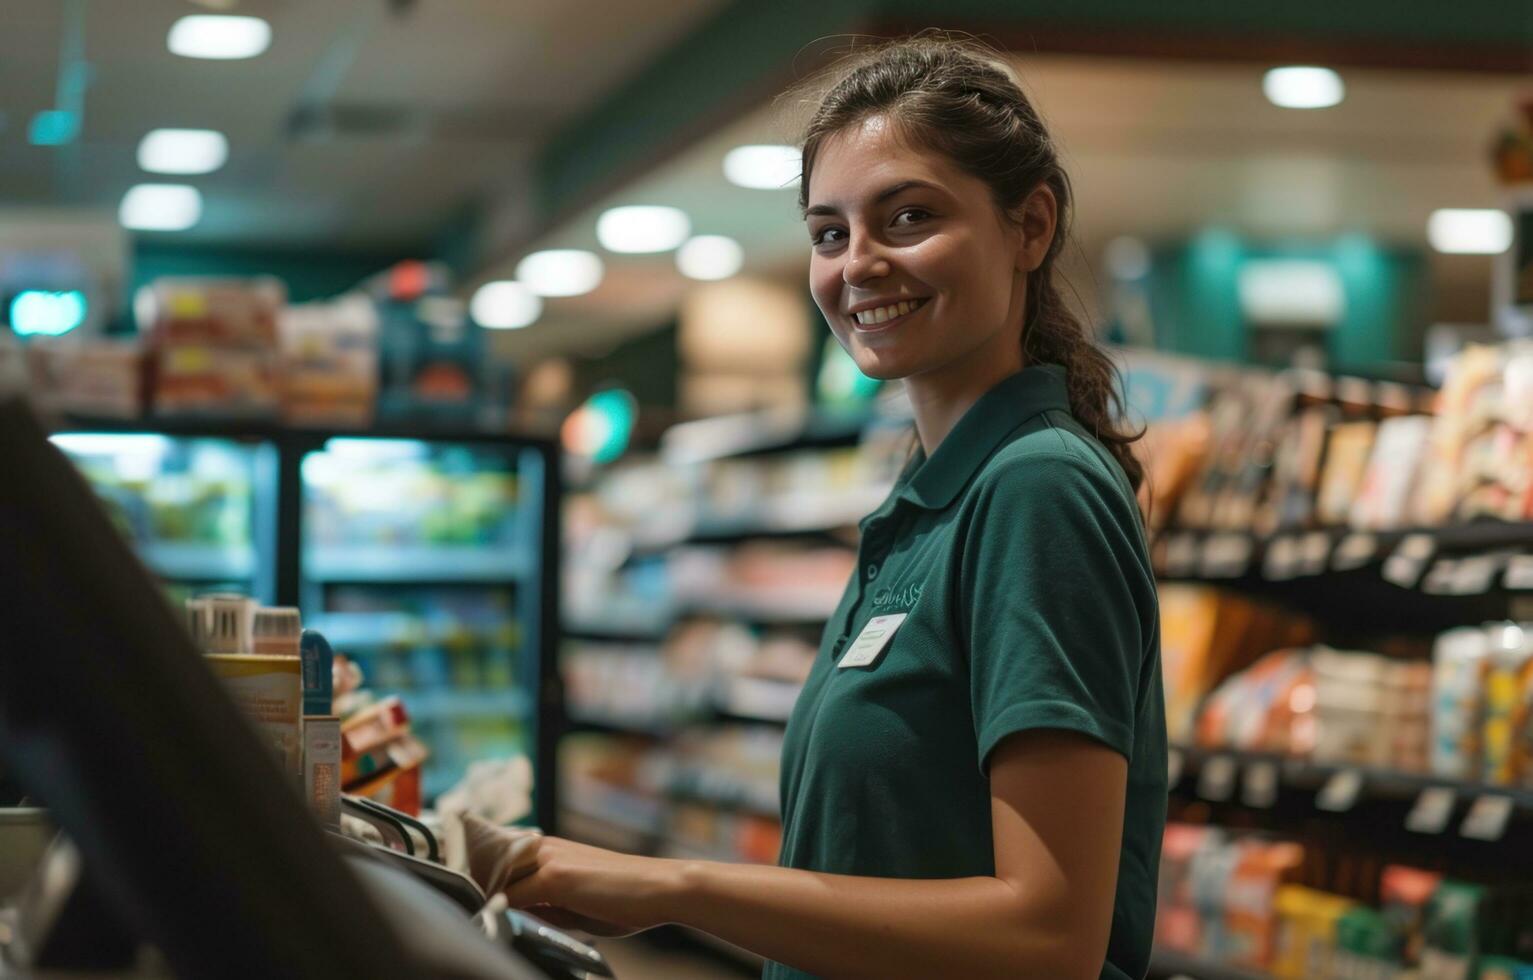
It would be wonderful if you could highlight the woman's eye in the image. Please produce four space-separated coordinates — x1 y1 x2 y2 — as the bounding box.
892 208 930 226
811 227 846 246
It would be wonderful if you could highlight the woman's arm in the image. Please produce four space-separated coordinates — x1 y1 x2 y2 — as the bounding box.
503 729 1127 980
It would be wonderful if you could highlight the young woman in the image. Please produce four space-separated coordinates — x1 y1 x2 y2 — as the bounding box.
471 37 1167 980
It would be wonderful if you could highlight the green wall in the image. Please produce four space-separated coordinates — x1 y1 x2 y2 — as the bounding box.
1146 232 1428 371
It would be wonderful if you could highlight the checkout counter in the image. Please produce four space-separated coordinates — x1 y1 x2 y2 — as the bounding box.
0 394 618 979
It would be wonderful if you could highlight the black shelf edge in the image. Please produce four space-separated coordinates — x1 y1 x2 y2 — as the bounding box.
1149 948 1271 980
53 413 558 450
1170 743 1533 812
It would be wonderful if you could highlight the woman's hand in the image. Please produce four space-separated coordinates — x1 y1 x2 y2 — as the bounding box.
499 835 687 937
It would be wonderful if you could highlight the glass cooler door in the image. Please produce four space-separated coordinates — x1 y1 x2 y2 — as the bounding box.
51 432 278 607
298 437 542 801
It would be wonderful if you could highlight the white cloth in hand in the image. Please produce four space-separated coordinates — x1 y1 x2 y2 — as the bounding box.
454 812 542 897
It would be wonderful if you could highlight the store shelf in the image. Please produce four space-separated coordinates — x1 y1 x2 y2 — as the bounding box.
1148 947 1271 980
404 689 531 724
560 612 673 642
1152 523 1533 634
308 611 511 649
565 711 681 739
658 406 872 466
629 488 885 555
1169 743 1533 858
140 541 257 581
304 545 531 584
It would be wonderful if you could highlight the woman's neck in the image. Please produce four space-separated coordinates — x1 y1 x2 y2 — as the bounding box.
906 341 1025 457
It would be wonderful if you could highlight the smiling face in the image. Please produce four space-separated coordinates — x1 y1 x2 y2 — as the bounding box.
804 115 1038 389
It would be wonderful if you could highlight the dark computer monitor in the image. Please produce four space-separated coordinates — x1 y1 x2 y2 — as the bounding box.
0 394 432 979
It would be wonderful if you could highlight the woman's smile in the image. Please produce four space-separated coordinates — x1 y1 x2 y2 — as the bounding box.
850 296 930 333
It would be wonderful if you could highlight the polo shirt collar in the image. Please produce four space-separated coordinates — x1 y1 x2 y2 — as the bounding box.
895 363 1070 511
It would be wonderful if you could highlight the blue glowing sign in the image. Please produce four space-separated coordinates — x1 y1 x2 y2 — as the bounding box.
10 290 88 336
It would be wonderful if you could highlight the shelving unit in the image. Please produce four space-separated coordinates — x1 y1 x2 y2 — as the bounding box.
1152 522 1533 635
303 545 534 584
555 403 899 892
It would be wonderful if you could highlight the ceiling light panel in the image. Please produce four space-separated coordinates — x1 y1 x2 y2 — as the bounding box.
596 206 691 253
167 15 272 60
515 250 604 297
119 184 203 232
137 129 229 175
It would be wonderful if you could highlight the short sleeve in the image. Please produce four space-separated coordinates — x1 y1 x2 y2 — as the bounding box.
962 451 1154 774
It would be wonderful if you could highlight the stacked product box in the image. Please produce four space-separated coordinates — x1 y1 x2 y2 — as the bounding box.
1149 342 1533 535
1157 824 1533 978
1186 622 1533 787
145 278 285 419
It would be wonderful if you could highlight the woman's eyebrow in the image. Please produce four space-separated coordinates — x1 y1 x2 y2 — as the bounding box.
804 179 942 218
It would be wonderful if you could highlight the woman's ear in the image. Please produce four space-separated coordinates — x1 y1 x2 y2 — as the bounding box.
1012 184 1058 274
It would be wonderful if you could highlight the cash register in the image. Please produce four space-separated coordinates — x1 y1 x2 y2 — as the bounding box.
0 394 615 979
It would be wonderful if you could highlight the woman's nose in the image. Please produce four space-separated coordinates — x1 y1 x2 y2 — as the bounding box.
843 235 891 286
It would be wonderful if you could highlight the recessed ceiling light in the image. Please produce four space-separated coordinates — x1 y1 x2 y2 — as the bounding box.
137 128 229 175
596 206 691 253
470 280 542 329
119 184 203 232
677 235 744 281
515 249 604 297
1427 209 1513 255
167 15 272 60
723 144 801 190
1262 66 1344 109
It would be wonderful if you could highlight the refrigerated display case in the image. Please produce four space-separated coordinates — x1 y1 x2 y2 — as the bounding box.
49 418 560 826
299 436 547 800
50 430 279 605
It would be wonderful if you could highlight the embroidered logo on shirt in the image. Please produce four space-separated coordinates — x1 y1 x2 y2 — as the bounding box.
870 581 922 612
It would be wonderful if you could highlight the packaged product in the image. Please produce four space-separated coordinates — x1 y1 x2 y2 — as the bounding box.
1188 832 1242 962
1411 345 1503 526
1431 628 1490 780
1380 865 1443 969
1315 421 1377 526
145 277 284 418
1161 587 1314 744
1482 623 1533 785
1350 415 1432 530
1222 841 1304 969
278 293 379 427
24 338 144 418
1256 400 1333 535
1272 885 1355 980
1333 906 1401 980
1312 648 1391 766
1156 824 1212 953
206 653 303 788
1195 649 1315 756
1420 881 1484 980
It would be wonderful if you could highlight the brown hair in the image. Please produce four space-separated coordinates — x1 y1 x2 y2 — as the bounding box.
796 35 1145 491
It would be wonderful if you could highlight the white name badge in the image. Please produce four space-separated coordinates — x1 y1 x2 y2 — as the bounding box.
837 613 907 669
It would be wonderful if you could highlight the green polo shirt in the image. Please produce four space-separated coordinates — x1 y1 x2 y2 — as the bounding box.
764 364 1166 980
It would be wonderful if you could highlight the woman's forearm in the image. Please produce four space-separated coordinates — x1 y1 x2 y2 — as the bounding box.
661 860 1096 980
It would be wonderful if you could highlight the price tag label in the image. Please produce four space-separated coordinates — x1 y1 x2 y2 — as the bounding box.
1167 747 1184 787
1242 760 1279 809
1461 795 1514 842
1263 535 1300 581
1447 555 1502 596
1405 787 1457 834
1316 769 1364 812
1382 533 1436 589
1420 559 1461 595
1165 534 1199 577
1197 754 1238 802
1332 533 1379 571
1200 534 1253 579
1505 555 1533 591
1298 532 1332 576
